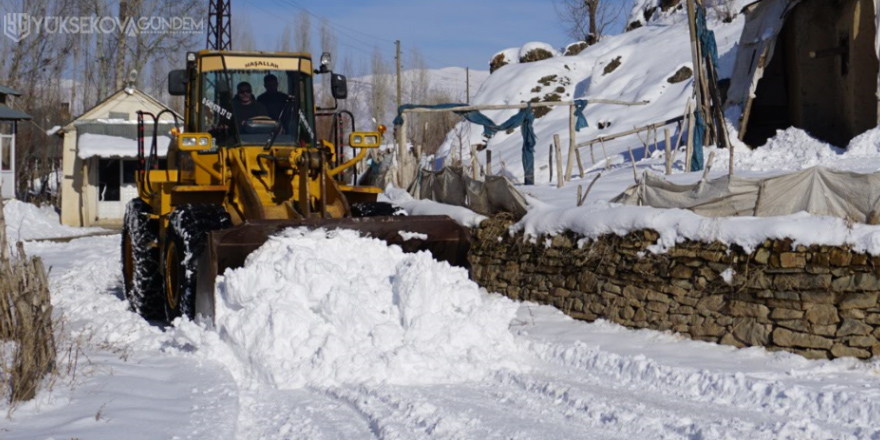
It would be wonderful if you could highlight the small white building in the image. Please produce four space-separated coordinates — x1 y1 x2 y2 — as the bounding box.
59 88 179 227
0 84 32 199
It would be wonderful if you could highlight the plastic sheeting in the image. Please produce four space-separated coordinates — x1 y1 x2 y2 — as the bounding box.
611 167 880 223
419 167 529 219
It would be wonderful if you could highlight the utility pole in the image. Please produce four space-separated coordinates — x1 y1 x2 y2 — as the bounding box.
395 40 402 111
466 67 470 104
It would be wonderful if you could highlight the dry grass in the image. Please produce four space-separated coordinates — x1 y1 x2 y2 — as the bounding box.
0 242 55 405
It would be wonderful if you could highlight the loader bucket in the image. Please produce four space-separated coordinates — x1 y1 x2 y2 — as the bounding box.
194 215 471 322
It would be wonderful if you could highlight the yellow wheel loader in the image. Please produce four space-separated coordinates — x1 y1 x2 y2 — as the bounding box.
121 50 469 322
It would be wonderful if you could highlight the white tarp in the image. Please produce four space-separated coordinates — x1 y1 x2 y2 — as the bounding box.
611 166 880 223
77 133 170 159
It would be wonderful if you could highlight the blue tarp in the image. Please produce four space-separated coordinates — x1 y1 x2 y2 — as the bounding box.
690 5 718 172
394 99 589 185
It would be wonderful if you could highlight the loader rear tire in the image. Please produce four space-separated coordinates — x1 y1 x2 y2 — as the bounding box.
122 199 165 321
164 204 231 322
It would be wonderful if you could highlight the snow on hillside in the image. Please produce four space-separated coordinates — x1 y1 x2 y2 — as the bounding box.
438 5 743 183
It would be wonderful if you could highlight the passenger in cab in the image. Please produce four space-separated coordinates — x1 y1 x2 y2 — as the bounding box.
257 74 288 120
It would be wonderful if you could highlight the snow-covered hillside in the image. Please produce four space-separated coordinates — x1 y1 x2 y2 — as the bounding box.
438 3 744 182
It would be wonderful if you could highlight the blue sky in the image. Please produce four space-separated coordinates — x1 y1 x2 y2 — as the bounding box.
236 0 616 71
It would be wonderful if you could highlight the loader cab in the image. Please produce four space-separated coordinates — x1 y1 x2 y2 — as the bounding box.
170 51 320 148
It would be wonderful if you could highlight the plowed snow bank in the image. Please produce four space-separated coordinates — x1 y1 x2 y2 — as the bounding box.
211 228 524 389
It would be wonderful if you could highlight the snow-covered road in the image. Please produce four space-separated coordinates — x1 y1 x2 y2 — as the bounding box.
5 230 879 440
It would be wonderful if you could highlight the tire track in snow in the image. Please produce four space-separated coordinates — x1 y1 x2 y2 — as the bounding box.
236 387 378 440
521 337 880 437
491 368 838 440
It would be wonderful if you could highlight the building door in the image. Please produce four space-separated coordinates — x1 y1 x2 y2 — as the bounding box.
97 158 123 220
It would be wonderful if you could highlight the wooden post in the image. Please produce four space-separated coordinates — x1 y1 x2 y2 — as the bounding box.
575 149 585 178
674 108 688 158
577 185 583 206
549 143 554 183
590 145 596 164
653 126 660 159
580 172 602 206
628 147 638 183
686 99 696 172
664 128 673 175
397 112 408 186
486 150 492 176
702 151 716 180
565 103 576 182
600 138 610 169
553 134 564 188
471 144 479 179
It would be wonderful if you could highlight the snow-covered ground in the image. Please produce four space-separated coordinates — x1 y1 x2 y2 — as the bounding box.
4 188 880 439
6 3 880 439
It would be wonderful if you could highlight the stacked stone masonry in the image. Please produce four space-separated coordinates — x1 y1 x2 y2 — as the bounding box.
469 216 880 360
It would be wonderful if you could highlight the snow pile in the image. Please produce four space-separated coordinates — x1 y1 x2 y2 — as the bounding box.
732 127 844 172
4 200 105 242
209 228 523 389
843 127 880 157
381 186 488 228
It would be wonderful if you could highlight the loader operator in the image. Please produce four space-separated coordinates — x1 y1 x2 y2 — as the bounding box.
258 74 288 120
233 81 269 131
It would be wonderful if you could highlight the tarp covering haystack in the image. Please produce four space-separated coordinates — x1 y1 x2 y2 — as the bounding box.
612 166 880 223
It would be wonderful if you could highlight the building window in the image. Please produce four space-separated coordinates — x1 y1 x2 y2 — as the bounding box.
108 111 129 120
122 159 138 184
98 158 121 201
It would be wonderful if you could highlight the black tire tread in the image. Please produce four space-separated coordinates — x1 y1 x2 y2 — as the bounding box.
165 204 232 321
122 198 165 320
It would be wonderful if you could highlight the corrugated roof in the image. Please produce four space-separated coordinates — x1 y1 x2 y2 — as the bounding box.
0 104 31 120
0 84 22 96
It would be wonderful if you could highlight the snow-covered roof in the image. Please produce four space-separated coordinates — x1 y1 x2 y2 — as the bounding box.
77 133 170 159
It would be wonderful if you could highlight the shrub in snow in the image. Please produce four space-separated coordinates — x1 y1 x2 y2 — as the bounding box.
626 0 684 31
667 66 693 83
489 48 519 73
602 56 623 75
564 41 589 56
518 42 558 64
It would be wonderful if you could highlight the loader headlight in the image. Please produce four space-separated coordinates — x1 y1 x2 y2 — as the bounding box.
178 133 212 151
349 131 381 148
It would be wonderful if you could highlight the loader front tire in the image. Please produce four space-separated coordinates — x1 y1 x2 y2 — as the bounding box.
164 204 231 322
122 199 165 321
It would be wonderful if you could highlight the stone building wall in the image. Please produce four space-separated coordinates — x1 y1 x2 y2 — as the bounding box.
469 216 880 360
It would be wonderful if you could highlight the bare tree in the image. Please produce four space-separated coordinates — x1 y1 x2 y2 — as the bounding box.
294 11 311 54
232 7 256 51
278 23 293 52
555 0 626 45
370 47 392 127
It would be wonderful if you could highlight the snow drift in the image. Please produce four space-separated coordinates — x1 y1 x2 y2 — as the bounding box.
208 228 524 389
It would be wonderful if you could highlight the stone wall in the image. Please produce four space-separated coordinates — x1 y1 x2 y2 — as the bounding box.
469 216 880 360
